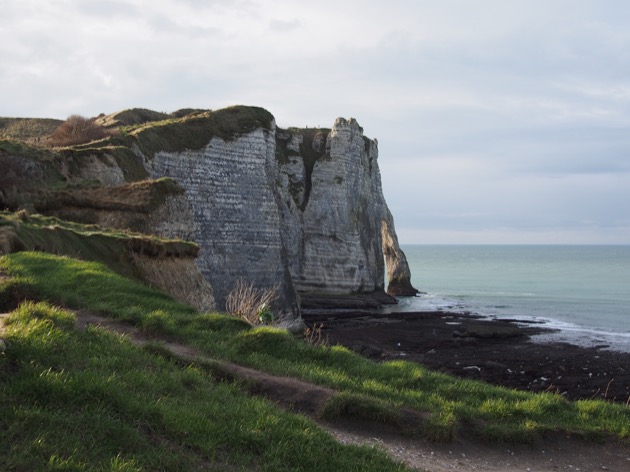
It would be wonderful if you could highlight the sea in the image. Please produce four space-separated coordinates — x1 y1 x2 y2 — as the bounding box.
389 245 630 352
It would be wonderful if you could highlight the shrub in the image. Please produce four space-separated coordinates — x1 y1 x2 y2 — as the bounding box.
225 279 278 326
256 303 274 325
48 115 109 147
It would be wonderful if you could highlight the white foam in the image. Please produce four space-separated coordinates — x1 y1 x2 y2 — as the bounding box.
390 293 630 353
518 316 630 352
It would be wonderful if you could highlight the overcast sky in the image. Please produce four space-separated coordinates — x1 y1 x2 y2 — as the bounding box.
2 0 629 244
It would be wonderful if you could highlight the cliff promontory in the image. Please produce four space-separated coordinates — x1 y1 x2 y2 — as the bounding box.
0 106 417 316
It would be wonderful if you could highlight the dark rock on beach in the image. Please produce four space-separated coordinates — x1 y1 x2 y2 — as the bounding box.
304 310 630 403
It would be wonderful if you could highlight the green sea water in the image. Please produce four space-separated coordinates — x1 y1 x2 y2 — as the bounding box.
396 245 630 350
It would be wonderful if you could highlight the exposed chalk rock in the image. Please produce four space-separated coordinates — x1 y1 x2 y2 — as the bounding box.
143 124 298 314
140 110 417 312
68 154 126 186
382 208 418 296
6 106 417 315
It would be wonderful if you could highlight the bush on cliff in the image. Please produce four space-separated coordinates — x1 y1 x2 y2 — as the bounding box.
48 115 110 147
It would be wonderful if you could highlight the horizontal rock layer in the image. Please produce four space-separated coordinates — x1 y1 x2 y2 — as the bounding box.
139 110 416 313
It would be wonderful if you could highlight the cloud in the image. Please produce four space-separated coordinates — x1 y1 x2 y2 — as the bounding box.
268 19 300 32
1 0 629 243
74 0 139 18
382 153 630 245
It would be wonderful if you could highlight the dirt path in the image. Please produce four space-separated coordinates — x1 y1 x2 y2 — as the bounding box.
325 423 630 471
2 310 630 471
74 312 337 416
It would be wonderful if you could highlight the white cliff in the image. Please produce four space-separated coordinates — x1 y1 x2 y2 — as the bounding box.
137 107 417 312
18 106 417 314
143 123 298 313
283 119 384 294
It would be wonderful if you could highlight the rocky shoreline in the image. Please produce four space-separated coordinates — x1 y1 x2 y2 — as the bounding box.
303 310 630 403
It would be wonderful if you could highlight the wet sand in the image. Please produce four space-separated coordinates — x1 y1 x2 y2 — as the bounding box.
303 310 630 403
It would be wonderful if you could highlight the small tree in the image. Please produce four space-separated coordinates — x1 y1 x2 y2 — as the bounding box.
48 115 108 147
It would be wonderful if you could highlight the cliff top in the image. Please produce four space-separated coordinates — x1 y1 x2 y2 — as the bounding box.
129 105 275 159
0 117 63 144
0 105 274 154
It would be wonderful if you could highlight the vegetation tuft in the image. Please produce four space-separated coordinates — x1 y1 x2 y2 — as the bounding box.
303 321 329 346
225 278 279 326
48 115 111 147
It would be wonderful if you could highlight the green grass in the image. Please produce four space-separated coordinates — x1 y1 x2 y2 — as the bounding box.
0 301 406 471
130 105 275 159
2 252 629 447
0 252 196 325
0 139 55 161
0 212 197 283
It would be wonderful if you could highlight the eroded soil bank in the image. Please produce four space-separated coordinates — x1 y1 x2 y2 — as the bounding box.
304 310 630 403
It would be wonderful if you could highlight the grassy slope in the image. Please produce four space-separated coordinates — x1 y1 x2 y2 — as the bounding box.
1 300 404 471
1 252 628 463
0 212 197 285
0 253 405 471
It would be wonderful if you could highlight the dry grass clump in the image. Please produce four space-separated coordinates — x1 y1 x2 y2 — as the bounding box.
225 279 278 326
303 322 328 346
48 115 110 147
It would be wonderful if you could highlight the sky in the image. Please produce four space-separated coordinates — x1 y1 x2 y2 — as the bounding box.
1 0 629 244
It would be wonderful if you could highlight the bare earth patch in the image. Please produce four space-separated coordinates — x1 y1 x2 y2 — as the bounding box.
326 424 630 471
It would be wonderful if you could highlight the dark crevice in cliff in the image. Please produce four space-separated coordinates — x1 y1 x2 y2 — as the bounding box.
301 162 314 212
275 127 331 211
297 129 329 212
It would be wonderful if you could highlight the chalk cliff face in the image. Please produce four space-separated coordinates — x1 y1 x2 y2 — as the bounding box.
1 106 416 315
278 119 385 295
143 125 298 313
139 109 417 312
